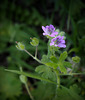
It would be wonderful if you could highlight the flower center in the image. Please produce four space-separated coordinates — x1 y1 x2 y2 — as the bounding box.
48 27 54 33
56 38 60 44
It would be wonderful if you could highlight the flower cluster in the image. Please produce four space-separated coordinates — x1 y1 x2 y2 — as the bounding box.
42 24 66 48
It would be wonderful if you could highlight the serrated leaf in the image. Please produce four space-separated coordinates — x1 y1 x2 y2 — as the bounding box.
72 56 80 63
41 55 50 63
32 82 56 100
46 62 58 69
70 84 81 94
35 65 56 81
63 61 72 69
59 51 68 62
50 56 58 63
58 63 67 74
35 65 46 74
56 86 84 100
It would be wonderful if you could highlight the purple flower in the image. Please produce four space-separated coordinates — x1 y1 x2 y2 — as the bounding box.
42 24 58 37
50 35 66 48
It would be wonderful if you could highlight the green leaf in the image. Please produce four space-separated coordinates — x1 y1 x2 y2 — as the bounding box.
68 48 79 54
35 65 56 81
0 68 21 98
46 62 58 69
41 55 50 63
35 65 46 74
63 61 72 69
72 56 80 63
50 56 58 63
32 82 56 100
70 84 81 94
58 63 67 74
5 69 57 84
59 51 68 62
56 86 84 100
30 37 39 46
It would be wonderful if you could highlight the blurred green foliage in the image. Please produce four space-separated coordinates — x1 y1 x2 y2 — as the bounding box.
0 0 85 100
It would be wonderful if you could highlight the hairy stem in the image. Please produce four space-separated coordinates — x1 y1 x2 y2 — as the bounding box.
47 39 51 57
24 49 34 58
24 49 42 64
55 70 60 88
35 46 38 57
25 82 34 100
57 75 60 88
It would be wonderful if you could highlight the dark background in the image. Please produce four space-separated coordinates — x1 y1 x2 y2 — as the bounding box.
0 0 85 100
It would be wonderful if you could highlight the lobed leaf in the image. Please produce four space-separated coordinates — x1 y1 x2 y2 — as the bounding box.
46 62 58 69
58 63 67 74
63 61 72 69
41 55 50 63
50 56 58 63
59 51 68 62
35 65 56 81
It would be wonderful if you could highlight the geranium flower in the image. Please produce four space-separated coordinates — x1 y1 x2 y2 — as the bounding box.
50 35 66 48
42 24 58 37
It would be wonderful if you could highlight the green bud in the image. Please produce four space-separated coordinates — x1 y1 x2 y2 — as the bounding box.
59 31 65 36
59 31 66 40
19 75 27 84
72 56 80 63
30 37 39 46
55 29 60 33
16 42 25 50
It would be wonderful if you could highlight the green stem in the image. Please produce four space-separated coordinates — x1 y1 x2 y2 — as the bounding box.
67 14 70 31
19 67 34 100
24 49 34 58
47 39 51 57
57 75 60 88
24 49 42 64
55 70 60 88
52 47 55 56
25 82 34 100
53 70 60 99
35 46 38 57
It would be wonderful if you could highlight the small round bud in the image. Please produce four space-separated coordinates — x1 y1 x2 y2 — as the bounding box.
72 56 80 63
19 75 27 84
30 37 39 46
16 42 25 50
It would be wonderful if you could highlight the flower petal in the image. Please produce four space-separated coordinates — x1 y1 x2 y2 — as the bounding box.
42 26 46 32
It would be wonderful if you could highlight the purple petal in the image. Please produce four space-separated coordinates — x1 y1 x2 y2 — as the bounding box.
51 38 56 42
43 33 46 35
54 44 58 47
58 43 66 48
50 32 58 37
50 42 54 46
42 26 46 32
61 40 65 43
61 36 64 39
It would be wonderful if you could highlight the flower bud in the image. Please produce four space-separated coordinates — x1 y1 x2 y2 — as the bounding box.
72 56 80 63
16 42 25 50
30 37 39 46
19 75 27 84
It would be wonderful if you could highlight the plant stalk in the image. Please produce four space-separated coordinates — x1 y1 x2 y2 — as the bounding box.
25 82 34 100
